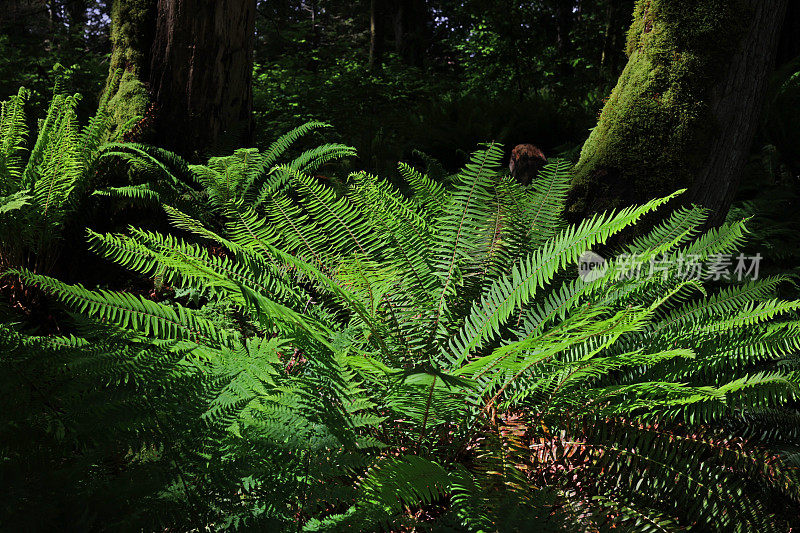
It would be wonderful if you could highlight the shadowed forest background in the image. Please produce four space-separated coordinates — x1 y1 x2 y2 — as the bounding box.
3 0 634 169
5 1 800 222
2 1 800 531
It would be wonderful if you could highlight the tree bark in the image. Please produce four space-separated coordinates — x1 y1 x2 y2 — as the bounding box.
102 0 257 160
369 0 386 70
148 0 256 159
689 0 788 226
776 0 800 66
393 0 426 67
566 0 788 228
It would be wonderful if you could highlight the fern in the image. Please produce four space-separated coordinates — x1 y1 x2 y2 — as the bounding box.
8 138 800 531
0 72 154 275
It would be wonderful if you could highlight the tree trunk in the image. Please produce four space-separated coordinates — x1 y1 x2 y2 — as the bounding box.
566 0 788 228
776 0 800 66
369 0 386 70
102 0 156 140
555 0 573 54
102 0 256 160
600 0 634 79
148 0 256 159
393 0 426 67
65 0 89 32
689 1 788 226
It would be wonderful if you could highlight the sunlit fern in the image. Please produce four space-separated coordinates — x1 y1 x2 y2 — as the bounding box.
0 68 138 275
14 142 800 531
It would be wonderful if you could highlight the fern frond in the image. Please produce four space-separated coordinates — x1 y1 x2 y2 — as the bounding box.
15 269 231 346
449 192 683 364
400 161 447 220
0 87 29 188
428 143 505 345
283 165 378 256
92 184 161 205
262 121 331 169
97 143 202 201
627 205 709 254
523 158 572 248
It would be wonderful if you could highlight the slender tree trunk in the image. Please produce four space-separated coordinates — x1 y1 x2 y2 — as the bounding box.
65 0 88 32
369 0 386 70
600 0 633 79
555 0 573 54
566 0 788 228
102 0 256 160
393 0 426 67
600 0 616 70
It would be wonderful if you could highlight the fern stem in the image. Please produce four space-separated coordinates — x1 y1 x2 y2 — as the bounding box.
417 375 437 454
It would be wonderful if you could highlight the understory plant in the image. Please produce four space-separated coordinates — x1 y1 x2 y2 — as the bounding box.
0 72 126 275
95 120 357 231
6 141 800 531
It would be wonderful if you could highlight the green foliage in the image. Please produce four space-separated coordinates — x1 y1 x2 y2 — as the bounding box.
0 318 376 530
251 2 613 174
97 121 357 230
0 73 131 274
0 35 106 124
9 138 800 530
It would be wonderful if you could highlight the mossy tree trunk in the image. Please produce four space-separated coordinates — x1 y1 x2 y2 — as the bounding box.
567 0 788 227
102 0 156 137
102 0 256 160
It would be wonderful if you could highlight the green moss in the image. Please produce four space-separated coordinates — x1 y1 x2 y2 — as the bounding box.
107 0 155 75
569 0 751 217
101 0 156 135
106 70 150 139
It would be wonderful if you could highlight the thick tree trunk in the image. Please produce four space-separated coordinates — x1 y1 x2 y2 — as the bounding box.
567 0 787 228
102 0 256 160
148 0 256 159
689 1 787 226
393 0 426 67
777 0 800 66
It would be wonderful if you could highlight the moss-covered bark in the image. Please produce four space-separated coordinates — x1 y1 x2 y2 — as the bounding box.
567 0 786 225
100 0 256 158
101 0 156 140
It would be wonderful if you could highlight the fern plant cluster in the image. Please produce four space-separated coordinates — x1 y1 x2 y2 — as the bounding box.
3 122 800 531
0 69 139 277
